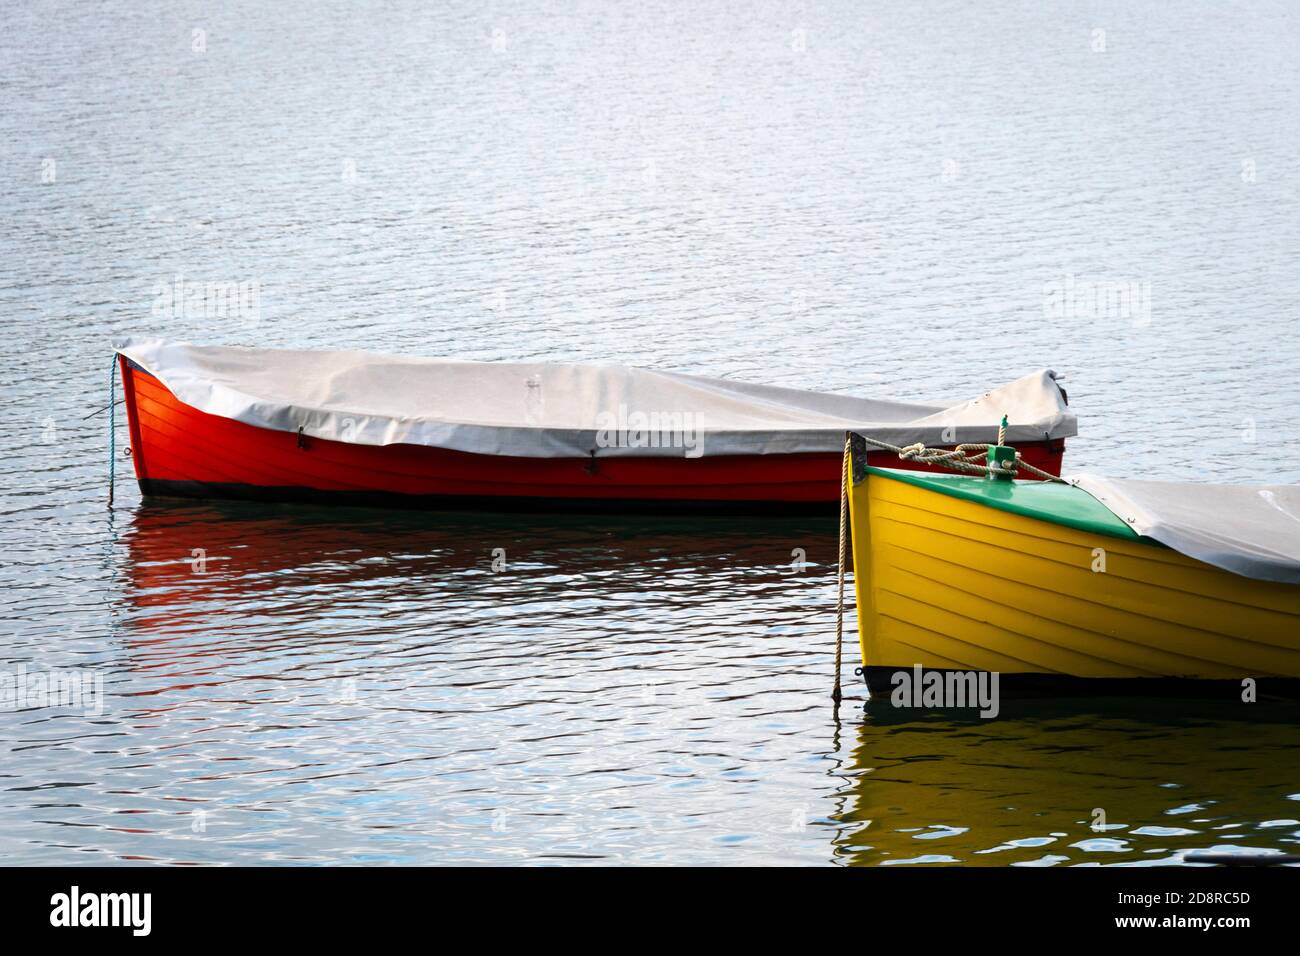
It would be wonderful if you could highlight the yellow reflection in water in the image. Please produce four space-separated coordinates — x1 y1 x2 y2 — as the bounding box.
833 698 1300 866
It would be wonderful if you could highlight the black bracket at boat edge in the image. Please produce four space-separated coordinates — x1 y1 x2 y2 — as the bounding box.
849 432 870 484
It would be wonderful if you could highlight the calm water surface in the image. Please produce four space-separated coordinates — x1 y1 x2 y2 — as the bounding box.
1 1 1298 865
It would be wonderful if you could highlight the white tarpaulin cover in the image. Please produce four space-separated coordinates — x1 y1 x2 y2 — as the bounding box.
1074 475 1300 585
112 337 1075 459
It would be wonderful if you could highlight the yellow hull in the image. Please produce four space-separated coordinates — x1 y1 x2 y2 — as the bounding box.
849 472 1300 681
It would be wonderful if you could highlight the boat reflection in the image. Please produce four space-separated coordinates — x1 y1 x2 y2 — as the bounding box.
114 498 837 731
119 498 833 636
832 697 1300 865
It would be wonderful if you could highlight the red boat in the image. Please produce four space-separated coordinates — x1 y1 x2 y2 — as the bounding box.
114 339 1073 513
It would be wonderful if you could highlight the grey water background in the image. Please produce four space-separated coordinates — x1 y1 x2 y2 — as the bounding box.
2 0 1299 865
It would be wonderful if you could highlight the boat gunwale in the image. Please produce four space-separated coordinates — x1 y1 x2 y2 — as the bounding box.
855 462 1143 543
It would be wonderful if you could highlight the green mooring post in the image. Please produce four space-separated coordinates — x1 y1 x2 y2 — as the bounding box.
986 414 1015 479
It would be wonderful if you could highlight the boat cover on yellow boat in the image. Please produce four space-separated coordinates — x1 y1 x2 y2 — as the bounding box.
1072 474 1300 584
855 464 1300 585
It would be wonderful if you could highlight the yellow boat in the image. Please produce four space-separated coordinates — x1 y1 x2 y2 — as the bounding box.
847 446 1300 697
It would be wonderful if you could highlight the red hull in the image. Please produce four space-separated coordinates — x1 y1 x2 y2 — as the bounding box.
118 358 1065 512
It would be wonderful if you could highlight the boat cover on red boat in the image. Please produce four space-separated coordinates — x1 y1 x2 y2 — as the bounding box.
113 339 1073 511
113 338 1075 456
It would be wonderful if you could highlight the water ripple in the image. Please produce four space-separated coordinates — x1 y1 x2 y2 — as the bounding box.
3 0 1299 865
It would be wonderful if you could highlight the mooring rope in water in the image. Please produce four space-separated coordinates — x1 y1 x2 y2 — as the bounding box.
854 434 1068 483
832 433 850 705
108 354 116 508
